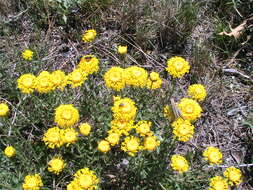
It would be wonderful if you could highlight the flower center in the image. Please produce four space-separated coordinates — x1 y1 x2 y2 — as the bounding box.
79 175 93 188
174 62 184 71
52 160 63 170
185 105 193 114
111 73 121 82
213 181 225 190
23 78 33 87
48 133 60 143
133 70 142 77
127 140 138 151
62 110 72 120
72 73 82 82
121 103 131 113
27 178 37 188
40 78 49 87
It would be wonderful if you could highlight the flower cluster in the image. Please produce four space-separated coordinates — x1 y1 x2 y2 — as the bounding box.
22 174 43 190
17 55 99 94
67 167 99 190
98 96 160 156
104 66 162 91
43 126 79 148
208 167 243 190
0 102 9 117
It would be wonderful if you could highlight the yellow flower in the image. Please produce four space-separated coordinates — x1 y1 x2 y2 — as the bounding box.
61 128 78 146
112 96 137 122
223 167 242 186
22 174 43 190
4 146 16 157
82 29 97 42
106 133 120 146
209 176 228 190
146 72 163 89
110 119 134 136
51 70 67 90
0 103 9 117
144 135 160 151
42 127 64 149
171 118 195 142
22 49 34 61
104 67 126 91
121 136 142 156
118 45 127 55
188 84 207 101
164 105 176 122
124 66 148 87
79 123 92 136
54 104 80 128
67 68 88 88
35 71 55 93
78 55 100 75
98 140 111 153
17 74 36 94
166 56 190 78
48 156 66 175
170 154 189 173
68 167 99 190
135 120 152 136
203 146 223 165
177 98 202 122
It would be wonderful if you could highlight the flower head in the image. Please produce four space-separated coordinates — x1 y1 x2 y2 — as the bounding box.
112 96 137 122
209 176 228 190
98 140 111 153
146 72 163 89
61 128 78 146
78 55 100 75
166 56 190 78
124 66 148 87
54 104 80 128
171 118 195 142
223 167 242 186
118 45 127 55
67 167 99 190
82 29 97 42
4 146 16 157
135 120 152 136
67 68 88 88
35 71 55 93
106 132 120 146
121 136 142 156
42 127 64 149
144 135 160 151
0 103 9 117
188 84 207 101
104 67 125 91
22 49 34 61
203 146 223 165
51 70 67 90
177 98 202 122
22 174 43 190
48 156 66 175
79 123 92 136
170 154 189 173
17 74 36 94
